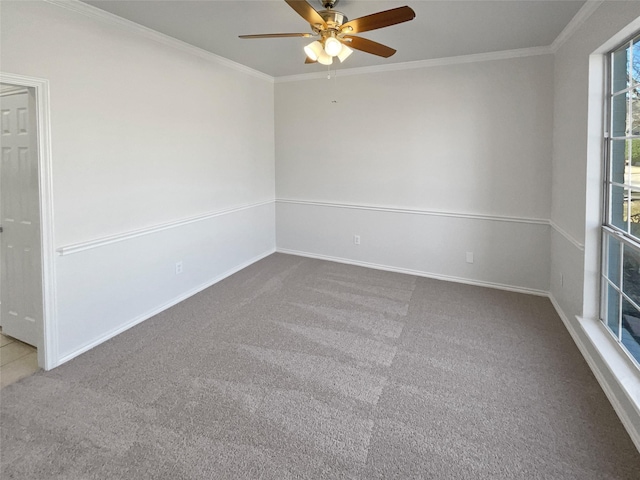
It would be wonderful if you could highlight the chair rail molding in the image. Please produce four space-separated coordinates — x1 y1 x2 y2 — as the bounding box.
276 198 549 226
549 220 585 251
57 200 275 256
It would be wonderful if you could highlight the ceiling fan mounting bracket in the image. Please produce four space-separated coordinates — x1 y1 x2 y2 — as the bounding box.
320 0 339 9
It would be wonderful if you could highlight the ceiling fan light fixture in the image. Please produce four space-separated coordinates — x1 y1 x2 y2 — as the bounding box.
324 36 342 57
337 44 353 62
317 50 333 65
240 1 417 69
304 40 324 61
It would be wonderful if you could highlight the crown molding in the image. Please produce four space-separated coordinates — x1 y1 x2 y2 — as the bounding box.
44 0 273 83
550 0 605 52
275 46 553 83
43 0 601 83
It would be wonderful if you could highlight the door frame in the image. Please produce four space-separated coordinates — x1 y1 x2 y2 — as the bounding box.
1 72 57 370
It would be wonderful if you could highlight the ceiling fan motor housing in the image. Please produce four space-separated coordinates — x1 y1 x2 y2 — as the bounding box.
312 9 348 34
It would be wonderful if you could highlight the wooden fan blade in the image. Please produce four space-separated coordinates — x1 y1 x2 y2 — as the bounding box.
305 57 317 64
285 0 327 29
239 33 313 39
342 36 396 58
340 6 415 34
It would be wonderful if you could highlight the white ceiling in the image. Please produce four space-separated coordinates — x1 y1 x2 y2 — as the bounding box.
83 0 587 78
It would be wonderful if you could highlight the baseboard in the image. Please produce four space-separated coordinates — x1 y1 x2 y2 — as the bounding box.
56 248 276 366
548 294 640 453
276 248 548 297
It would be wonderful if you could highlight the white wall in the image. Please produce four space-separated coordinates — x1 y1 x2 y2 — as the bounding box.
550 1 640 451
277 201 550 293
275 55 554 293
0 1 275 363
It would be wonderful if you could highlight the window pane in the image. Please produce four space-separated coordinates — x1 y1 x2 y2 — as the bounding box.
621 298 640 363
612 92 629 137
604 38 640 369
628 140 640 189
606 283 621 338
609 184 627 230
612 139 626 184
613 45 630 92
631 93 640 136
631 189 640 237
632 36 640 86
606 234 621 287
623 243 640 303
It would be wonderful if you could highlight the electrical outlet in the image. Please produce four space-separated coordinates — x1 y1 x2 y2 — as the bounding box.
466 252 474 264
354 235 361 245
560 272 564 287
175 261 183 275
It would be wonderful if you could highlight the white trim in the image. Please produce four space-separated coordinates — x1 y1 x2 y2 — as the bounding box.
0 72 58 371
44 0 273 83
57 247 276 365
57 200 274 256
0 87 29 96
276 199 585 251
549 220 585 251
276 46 552 83
548 295 640 453
277 248 548 297
43 0 591 84
276 198 549 226
550 0 605 53
42 0 599 84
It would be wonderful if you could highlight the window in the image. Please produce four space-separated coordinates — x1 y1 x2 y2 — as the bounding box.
602 33 640 366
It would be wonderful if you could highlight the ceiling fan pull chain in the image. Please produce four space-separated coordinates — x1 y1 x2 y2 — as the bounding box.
333 68 337 97
331 67 339 104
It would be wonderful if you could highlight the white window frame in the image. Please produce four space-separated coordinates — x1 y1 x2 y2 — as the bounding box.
601 33 640 370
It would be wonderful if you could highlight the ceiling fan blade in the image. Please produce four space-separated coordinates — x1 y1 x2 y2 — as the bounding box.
285 0 327 29
342 36 396 58
305 57 317 64
239 33 313 39
340 6 415 34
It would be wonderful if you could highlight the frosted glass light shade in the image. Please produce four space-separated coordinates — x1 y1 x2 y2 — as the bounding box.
337 45 353 62
317 51 333 65
324 37 342 57
304 41 324 61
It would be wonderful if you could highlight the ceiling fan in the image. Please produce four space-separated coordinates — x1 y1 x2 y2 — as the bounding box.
239 0 416 66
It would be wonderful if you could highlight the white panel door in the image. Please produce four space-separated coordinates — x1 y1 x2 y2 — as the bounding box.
0 90 42 347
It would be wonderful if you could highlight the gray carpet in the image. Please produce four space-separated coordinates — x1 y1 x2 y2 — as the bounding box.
1 253 639 479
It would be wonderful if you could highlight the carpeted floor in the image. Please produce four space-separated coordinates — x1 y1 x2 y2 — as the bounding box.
1 253 639 479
